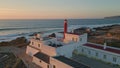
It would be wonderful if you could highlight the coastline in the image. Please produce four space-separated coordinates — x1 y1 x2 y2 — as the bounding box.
0 23 120 43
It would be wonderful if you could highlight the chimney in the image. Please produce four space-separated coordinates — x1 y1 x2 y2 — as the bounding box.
103 42 107 49
36 34 40 38
64 19 68 39
33 33 37 39
71 28 74 33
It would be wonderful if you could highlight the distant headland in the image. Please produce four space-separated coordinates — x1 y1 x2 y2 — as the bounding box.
104 16 120 19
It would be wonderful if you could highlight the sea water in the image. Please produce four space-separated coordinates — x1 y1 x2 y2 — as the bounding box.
0 19 120 42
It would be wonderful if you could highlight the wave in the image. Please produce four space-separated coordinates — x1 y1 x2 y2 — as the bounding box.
0 27 63 31
0 22 119 42
0 27 29 31
0 32 34 42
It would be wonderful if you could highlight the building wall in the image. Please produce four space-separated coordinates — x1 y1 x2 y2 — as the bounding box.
41 44 57 56
26 46 39 56
32 56 48 68
32 57 73 68
29 38 57 56
56 33 87 58
76 45 120 65
50 57 73 68
64 33 80 43
79 33 87 44
63 33 87 44
56 43 80 58
30 38 43 49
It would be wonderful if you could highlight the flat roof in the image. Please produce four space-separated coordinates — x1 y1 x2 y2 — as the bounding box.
34 52 50 63
53 56 90 68
84 43 120 54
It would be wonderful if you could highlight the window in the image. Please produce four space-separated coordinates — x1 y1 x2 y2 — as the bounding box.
96 52 98 57
72 38 78 42
88 50 91 55
72 37 74 41
75 38 78 42
53 65 56 68
31 42 34 45
113 57 117 62
40 60 42 63
82 49 84 52
103 55 107 59
38 44 40 47
80 38 82 41
47 65 49 68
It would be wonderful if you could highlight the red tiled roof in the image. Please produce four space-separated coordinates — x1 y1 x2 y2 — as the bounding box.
84 43 120 54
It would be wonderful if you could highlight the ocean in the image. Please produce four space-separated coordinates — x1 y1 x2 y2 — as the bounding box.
0 19 120 42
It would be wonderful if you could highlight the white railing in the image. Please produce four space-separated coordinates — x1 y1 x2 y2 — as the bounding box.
87 42 120 50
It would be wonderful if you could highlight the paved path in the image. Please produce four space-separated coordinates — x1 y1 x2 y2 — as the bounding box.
0 46 41 68
72 54 120 68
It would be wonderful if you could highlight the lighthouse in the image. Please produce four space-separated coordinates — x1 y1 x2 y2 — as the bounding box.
64 19 68 39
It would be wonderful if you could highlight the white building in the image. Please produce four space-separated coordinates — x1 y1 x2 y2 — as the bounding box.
26 19 120 68
26 19 89 68
76 42 120 65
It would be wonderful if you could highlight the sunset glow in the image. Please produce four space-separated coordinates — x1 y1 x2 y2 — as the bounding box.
0 0 120 19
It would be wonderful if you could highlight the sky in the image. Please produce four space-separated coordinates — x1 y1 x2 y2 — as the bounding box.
0 0 120 19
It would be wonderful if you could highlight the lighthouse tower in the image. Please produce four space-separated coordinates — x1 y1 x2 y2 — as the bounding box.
64 19 68 39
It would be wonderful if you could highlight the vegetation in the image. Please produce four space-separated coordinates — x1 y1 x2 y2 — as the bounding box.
88 24 120 48
72 49 79 55
0 37 29 47
107 42 120 48
0 53 26 68
12 58 26 68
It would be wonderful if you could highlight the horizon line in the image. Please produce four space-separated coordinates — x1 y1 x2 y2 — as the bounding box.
0 18 104 20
